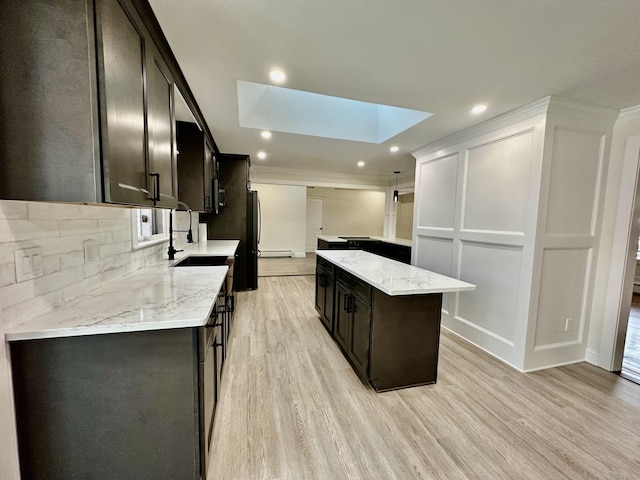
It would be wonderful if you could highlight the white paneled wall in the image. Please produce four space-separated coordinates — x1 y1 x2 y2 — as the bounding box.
0 200 182 479
412 96 617 371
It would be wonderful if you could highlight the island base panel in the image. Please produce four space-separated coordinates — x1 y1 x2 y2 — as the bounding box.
369 292 443 392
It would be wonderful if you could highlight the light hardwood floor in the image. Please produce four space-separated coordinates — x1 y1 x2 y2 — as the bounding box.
210 275 640 480
258 253 316 277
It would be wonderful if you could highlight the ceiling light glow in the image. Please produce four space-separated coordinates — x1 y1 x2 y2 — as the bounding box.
261 130 272 139
269 68 286 84
471 104 487 114
390 146 399 153
357 161 365 167
257 151 267 160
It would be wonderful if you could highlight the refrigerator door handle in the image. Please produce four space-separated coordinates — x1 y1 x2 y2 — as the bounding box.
257 196 261 245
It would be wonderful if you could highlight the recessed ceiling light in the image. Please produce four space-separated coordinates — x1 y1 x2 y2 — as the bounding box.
260 130 272 139
357 161 365 167
390 145 399 153
257 151 267 160
269 68 286 84
471 104 487 114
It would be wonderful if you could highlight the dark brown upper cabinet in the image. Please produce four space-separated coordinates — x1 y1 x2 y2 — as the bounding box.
177 120 218 213
0 0 209 208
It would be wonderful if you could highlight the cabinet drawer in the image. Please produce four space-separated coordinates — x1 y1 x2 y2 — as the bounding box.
336 269 371 305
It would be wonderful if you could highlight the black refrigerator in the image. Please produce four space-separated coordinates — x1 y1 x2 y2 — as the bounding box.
200 153 259 291
246 190 259 290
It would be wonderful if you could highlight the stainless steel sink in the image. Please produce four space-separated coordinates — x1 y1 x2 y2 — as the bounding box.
173 255 229 267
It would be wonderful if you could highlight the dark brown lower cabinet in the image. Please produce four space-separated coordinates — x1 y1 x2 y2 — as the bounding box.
10 310 226 479
317 256 443 391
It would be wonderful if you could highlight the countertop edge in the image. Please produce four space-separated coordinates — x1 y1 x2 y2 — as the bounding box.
6 317 211 342
316 250 476 296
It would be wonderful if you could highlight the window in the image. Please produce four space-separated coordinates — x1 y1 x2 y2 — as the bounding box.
132 208 169 249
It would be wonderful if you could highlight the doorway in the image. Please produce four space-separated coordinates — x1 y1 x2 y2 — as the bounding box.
306 198 324 252
622 291 640 383
606 135 640 375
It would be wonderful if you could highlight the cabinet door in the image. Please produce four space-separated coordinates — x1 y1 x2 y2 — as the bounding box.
323 268 335 331
315 267 325 317
204 141 214 211
96 0 152 206
347 296 371 379
334 283 350 352
147 43 178 208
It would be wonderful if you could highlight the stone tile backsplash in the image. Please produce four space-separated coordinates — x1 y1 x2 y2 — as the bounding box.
0 200 194 330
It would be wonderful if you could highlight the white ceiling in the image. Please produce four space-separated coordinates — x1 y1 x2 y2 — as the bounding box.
149 0 640 178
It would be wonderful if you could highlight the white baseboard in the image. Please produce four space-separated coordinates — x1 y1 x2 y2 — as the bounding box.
260 250 293 258
585 347 600 367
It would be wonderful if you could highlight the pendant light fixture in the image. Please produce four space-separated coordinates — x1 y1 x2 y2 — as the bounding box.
393 171 400 202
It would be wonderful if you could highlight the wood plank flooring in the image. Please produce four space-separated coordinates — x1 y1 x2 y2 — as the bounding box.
258 253 316 277
209 275 640 480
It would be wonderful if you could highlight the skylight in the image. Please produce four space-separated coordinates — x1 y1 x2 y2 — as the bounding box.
237 81 432 144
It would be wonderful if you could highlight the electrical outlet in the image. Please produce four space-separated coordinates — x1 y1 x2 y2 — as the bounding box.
14 247 44 282
84 240 100 263
564 318 573 332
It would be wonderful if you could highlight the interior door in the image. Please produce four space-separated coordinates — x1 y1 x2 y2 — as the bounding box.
306 197 324 252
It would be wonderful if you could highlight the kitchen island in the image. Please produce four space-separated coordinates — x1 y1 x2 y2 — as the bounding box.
315 250 475 391
6 240 238 480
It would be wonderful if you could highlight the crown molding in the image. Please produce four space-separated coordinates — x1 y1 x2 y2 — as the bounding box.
411 97 551 159
411 95 619 159
617 104 640 122
250 165 415 189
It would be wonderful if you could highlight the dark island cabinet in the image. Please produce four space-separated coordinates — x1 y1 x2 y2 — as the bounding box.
0 0 188 207
335 270 372 381
316 255 444 392
314 255 335 332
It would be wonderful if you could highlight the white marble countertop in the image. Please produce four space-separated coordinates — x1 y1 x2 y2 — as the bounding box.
6 240 239 342
316 250 476 296
172 239 239 261
317 235 412 247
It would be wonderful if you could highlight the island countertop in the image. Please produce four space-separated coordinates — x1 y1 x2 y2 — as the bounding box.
6 240 239 342
316 249 476 296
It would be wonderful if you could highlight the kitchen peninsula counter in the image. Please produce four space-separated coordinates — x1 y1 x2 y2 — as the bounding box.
314 250 476 391
316 235 413 263
316 235 412 247
7 240 239 480
6 239 239 341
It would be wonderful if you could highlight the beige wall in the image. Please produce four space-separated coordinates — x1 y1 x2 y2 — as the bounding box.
252 183 307 257
395 193 414 240
308 187 385 236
